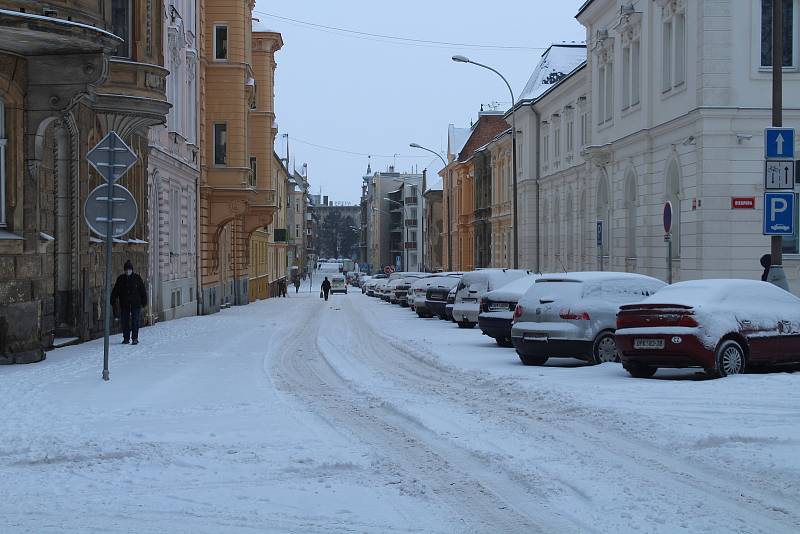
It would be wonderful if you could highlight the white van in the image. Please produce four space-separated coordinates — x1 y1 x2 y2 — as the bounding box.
330 274 347 294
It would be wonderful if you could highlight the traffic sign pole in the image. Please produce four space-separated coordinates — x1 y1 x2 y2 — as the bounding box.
101 134 116 382
768 0 790 291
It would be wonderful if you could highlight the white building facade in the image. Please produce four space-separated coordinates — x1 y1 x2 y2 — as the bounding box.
147 0 200 322
513 0 800 292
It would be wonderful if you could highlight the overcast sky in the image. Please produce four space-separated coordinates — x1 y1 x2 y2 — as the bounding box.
254 1 586 203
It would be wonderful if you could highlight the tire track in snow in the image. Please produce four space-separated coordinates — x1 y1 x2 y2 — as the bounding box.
268 296 551 533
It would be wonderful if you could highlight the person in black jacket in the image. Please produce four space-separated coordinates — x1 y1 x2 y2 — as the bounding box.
760 254 772 282
321 277 331 301
111 259 147 345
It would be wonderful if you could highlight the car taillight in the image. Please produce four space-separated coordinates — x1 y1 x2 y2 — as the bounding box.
559 309 590 321
678 314 698 327
513 304 523 321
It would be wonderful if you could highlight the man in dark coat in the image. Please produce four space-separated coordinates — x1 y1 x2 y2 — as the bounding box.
321 277 331 301
111 259 147 345
760 254 772 282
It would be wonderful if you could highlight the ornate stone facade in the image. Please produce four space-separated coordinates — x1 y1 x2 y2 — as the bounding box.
0 1 168 363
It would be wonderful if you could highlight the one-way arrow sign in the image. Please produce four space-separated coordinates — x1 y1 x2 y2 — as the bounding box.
765 127 795 159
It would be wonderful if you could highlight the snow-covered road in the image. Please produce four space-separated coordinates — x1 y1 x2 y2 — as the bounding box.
2 283 799 533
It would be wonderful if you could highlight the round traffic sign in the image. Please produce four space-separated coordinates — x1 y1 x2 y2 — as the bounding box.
84 183 138 238
663 201 673 234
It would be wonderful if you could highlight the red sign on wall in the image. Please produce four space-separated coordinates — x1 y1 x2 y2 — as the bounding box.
731 197 756 209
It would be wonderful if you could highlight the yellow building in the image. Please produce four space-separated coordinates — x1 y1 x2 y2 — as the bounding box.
488 131 513 268
249 152 289 300
199 0 282 313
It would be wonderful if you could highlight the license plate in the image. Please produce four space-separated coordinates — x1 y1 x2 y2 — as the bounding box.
489 304 508 311
524 334 548 342
462 298 477 303
634 338 664 350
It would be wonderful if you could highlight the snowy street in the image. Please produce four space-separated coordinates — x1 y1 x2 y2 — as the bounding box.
2 281 800 533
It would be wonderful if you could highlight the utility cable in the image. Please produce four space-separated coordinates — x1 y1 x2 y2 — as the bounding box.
254 10 547 51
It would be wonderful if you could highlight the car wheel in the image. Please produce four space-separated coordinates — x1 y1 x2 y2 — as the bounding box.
623 362 657 378
592 332 619 364
496 337 514 348
518 353 548 366
457 322 475 329
713 339 746 377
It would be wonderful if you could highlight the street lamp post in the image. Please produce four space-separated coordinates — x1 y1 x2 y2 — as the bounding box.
410 143 448 271
452 55 519 270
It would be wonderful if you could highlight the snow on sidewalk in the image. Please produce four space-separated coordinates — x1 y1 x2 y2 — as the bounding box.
0 295 453 534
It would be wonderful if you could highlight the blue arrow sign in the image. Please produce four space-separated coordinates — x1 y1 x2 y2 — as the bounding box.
763 192 795 236
765 127 795 160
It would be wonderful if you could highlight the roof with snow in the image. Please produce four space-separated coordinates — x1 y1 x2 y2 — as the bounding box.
448 124 471 159
518 43 586 103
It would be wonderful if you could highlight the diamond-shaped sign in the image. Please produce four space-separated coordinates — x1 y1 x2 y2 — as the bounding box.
86 131 138 183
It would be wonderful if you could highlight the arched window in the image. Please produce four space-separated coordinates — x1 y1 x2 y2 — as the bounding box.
0 98 6 227
596 170 611 259
625 170 637 259
666 160 681 257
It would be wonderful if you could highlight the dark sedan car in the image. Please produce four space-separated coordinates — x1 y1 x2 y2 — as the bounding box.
478 274 538 347
425 277 461 320
616 279 800 378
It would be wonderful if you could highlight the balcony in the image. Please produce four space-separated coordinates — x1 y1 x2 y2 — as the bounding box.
95 58 171 136
404 197 418 205
404 242 417 250
0 9 119 56
405 219 418 227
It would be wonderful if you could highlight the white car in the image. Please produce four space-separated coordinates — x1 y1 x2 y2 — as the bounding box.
453 269 531 329
511 272 665 366
330 274 347 294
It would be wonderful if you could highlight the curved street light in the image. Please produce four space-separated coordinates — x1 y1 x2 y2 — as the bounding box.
452 54 519 269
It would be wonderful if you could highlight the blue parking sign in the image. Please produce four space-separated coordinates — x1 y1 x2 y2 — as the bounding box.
765 127 795 159
763 192 795 236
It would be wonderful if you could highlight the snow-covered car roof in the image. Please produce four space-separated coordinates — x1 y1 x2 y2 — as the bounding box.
535 271 662 284
427 275 461 290
483 273 541 302
637 279 800 307
461 269 531 290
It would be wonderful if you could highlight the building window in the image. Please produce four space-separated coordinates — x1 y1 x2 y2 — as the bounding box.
214 25 228 61
631 41 641 105
542 133 550 168
597 65 606 124
566 117 574 154
170 188 181 254
111 0 132 58
214 123 227 165
622 45 631 109
554 126 561 162
761 0 796 67
604 61 613 122
580 109 590 146
0 99 6 227
674 14 686 85
662 20 673 91
249 156 257 187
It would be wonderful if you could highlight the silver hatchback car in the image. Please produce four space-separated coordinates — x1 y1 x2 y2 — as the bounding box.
511 272 665 366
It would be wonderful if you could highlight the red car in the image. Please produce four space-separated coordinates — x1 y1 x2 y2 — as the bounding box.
616 279 800 378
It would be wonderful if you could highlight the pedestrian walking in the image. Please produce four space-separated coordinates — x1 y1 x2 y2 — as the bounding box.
760 254 772 282
294 278 301 293
111 259 147 345
279 279 287 298
321 277 331 301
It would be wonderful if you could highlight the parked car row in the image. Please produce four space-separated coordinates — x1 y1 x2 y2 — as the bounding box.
359 269 800 379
